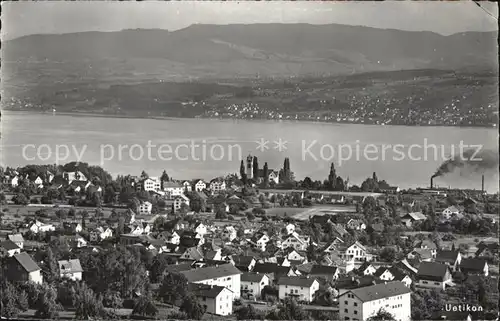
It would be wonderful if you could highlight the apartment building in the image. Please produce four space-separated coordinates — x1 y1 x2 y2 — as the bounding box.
339 281 411 321
180 264 242 299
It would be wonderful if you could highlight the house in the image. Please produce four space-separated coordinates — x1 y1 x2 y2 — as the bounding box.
180 264 242 299
194 180 207 192
442 206 463 220
173 194 190 212
188 283 233 316
67 180 92 194
64 222 83 234
157 231 180 245
192 222 208 236
388 267 413 288
3 252 43 284
400 212 427 227
413 239 437 258
284 223 295 235
241 272 270 299
338 241 367 261
393 259 418 277
280 232 309 251
435 250 462 272
138 201 153 215
232 255 257 272
459 258 489 276
281 248 307 263
63 171 87 182
29 220 55 234
357 262 377 276
89 227 113 242
323 237 345 253
209 178 226 193
252 263 300 284
58 259 83 281
128 221 151 235
475 241 499 259
162 181 184 196
329 223 349 239
277 276 319 303
407 248 434 262
309 265 340 282
346 219 366 231
338 281 411 321
416 262 452 290
373 267 395 281
248 232 270 252
181 181 192 192
0 240 21 257
33 176 44 188
9 176 19 187
140 177 161 192
59 234 88 248
7 234 25 249
335 275 386 295
222 226 237 242
179 247 204 261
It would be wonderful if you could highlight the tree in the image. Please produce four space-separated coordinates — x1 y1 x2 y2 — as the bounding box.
271 297 309 320
55 209 68 223
328 163 337 190
140 170 149 180
263 162 269 186
73 282 105 320
367 308 395 321
1 281 20 318
132 295 158 317
34 284 61 319
180 295 206 320
13 193 29 205
379 247 397 262
253 156 259 181
160 170 170 183
159 273 188 304
102 290 123 309
42 248 59 283
236 304 263 320
240 160 247 184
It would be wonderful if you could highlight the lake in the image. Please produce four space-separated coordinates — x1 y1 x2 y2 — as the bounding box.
1 111 498 192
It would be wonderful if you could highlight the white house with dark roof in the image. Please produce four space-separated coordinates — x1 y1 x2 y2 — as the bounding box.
0 240 21 257
459 258 489 276
3 252 43 284
277 276 319 303
280 232 309 251
416 262 452 290
138 201 153 215
346 219 366 231
162 181 184 196
240 272 270 299
209 178 226 193
173 194 190 212
29 220 55 234
435 250 462 272
7 234 24 249
194 179 207 192
58 259 83 281
141 177 161 192
338 281 411 321
180 264 242 299
338 241 367 261
188 283 233 316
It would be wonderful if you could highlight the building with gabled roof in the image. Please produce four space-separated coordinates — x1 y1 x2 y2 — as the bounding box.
240 272 270 299
7 234 25 249
3 252 43 284
0 240 21 257
180 264 242 299
459 258 489 276
435 250 462 272
416 262 452 290
277 276 319 302
338 281 411 321
58 259 83 281
188 283 233 316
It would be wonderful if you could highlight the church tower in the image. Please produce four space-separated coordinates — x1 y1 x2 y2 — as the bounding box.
246 154 253 179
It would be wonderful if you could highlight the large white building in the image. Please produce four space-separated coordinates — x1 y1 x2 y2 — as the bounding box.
163 181 184 196
180 264 242 299
338 281 411 321
141 177 161 192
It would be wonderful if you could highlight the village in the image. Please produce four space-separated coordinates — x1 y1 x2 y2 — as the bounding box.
0 156 498 320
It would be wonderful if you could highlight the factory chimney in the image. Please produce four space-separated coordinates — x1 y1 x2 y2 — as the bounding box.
430 176 434 189
481 175 485 193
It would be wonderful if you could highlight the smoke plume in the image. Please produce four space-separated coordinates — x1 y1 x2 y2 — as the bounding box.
432 148 499 178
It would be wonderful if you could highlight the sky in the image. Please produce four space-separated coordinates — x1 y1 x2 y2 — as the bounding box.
1 1 498 40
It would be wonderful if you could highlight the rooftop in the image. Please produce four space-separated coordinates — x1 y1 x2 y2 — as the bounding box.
344 281 411 303
277 276 317 287
180 264 241 282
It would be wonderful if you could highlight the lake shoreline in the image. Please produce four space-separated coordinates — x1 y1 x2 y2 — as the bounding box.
1 109 497 129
